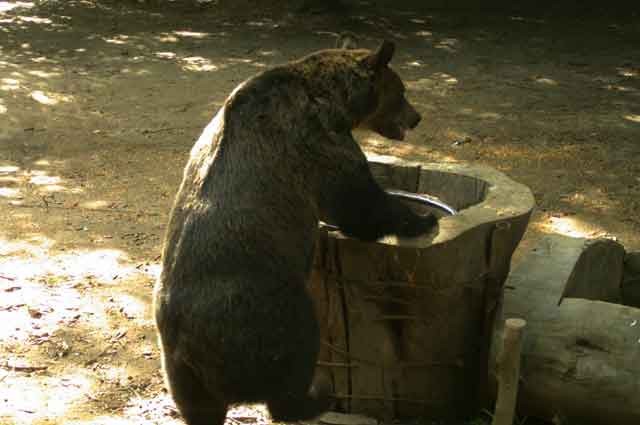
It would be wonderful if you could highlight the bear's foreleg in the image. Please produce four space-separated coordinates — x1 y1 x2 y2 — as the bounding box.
321 157 436 241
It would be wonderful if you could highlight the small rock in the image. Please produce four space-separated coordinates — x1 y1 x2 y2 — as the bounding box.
27 307 43 319
452 136 472 147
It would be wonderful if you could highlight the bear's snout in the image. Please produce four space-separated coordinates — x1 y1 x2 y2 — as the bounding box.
403 101 421 130
408 111 421 129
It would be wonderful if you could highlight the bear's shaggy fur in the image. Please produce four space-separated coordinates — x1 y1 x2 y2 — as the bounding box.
154 40 435 425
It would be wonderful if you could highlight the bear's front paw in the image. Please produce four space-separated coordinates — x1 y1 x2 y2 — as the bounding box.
398 213 437 238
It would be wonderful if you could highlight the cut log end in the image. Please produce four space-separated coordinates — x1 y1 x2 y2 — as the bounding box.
492 317 526 425
505 318 527 331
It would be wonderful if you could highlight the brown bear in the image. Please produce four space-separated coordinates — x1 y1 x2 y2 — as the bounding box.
154 40 435 425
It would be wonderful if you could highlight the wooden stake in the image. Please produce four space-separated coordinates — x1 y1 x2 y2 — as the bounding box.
492 318 526 425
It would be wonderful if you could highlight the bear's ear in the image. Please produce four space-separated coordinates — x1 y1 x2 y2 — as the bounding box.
361 40 395 70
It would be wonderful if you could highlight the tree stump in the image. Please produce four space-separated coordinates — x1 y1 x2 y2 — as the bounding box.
309 155 534 420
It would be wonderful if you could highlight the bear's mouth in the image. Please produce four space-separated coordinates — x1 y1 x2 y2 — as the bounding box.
361 119 409 141
391 114 421 141
389 122 408 141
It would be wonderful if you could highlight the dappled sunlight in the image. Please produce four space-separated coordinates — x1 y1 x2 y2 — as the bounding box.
67 417 150 425
1 12 69 31
360 132 392 149
226 404 271 425
407 73 458 97
0 1 34 13
155 51 177 60
459 107 503 120
0 214 161 423
0 187 21 198
30 89 73 105
360 132 459 164
28 69 62 78
560 190 605 210
108 293 151 325
0 235 156 343
62 391 270 425
121 392 184 425
30 55 57 64
1 77 21 91
0 276 108 342
405 59 426 68
154 51 220 72
0 371 92 424
537 215 608 239
617 67 638 78
435 38 460 53
34 182 66 193
0 163 86 198
80 200 114 209
155 33 179 43
173 30 210 39
181 56 218 72
101 365 135 385
34 159 53 166
227 57 253 65
0 63 74 109
0 227 162 421
625 114 640 123
123 68 152 76
103 35 131 45
415 30 433 38
478 111 502 119
152 51 270 73
154 30 214 44
595 73 639 94
257 50 277 57
55 248 152 284
0 235 160 287
0 174 19 184
18 15 52 24
533 76 558 86
143 263 161 281
246 19 280 29
605 84 637 93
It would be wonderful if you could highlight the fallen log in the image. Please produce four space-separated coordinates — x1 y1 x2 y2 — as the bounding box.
493 234 640 424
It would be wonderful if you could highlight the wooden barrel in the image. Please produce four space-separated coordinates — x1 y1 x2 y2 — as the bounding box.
308 154 534 421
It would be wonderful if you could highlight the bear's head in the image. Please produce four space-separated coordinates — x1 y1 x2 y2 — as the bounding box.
291 40 420 141
356 41 421 141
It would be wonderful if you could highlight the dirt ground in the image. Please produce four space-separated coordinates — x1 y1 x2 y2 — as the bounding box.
0 1 638 424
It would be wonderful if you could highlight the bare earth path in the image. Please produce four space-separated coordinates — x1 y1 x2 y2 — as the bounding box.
0 1 638 424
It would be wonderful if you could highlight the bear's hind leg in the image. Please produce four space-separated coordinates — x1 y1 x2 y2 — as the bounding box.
267 372 330 421
164 356 228 425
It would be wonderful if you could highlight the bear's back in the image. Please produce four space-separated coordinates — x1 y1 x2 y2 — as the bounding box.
161 67 323 288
